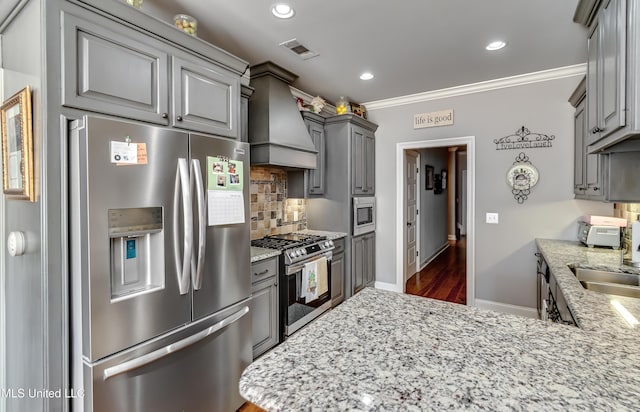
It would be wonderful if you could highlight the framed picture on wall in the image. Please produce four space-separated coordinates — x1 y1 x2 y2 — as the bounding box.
1 85 34 201
425 165 434 190
441 170 448 190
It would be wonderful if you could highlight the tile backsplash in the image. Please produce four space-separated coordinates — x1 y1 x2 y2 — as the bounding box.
613 203 640 224
250 166 307 240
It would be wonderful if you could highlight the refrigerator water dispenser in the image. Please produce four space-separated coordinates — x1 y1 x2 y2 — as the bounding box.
108 207 164 300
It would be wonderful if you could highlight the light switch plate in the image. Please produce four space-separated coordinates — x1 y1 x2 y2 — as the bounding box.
486 212 499 224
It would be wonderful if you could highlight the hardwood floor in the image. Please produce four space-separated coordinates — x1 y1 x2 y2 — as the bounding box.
238 402 267 412
405 237 466 305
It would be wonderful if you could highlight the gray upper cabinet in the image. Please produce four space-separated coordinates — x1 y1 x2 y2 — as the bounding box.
62 11 169 125
351 126 375 195
577 0 640 152
172 56 239 138
302 112 326 195
62 8 242 139
571 77 606 200
586 0 626 145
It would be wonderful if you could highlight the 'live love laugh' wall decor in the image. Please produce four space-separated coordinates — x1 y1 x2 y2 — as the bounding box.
494 126 555 151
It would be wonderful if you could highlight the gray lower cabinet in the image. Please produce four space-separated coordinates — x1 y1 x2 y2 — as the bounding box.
62 8 240 138
331 238 345 307
352 233 375 294
250 257 279 359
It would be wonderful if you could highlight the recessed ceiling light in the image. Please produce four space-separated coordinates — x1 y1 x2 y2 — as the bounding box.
360 72 374 80
486 41 507 51
272 3 295 19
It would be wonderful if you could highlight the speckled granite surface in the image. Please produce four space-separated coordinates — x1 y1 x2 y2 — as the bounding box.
242 238 640 410
240 287 640 411
536 239 640 337
250 246 280 263
295 229 348 240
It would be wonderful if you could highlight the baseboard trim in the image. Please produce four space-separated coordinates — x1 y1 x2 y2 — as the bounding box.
374 281 402 293
475 299 538 319
448 234 457 241
419 241 450 271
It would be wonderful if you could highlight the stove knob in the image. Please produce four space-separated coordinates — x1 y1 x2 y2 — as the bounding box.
301 249 307 255
289 251 296 259
329 240 334 247
296 250 302 257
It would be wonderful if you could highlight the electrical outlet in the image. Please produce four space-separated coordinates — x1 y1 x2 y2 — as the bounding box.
486 212 499 224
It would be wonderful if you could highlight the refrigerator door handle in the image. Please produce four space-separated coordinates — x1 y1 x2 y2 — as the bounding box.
102 305 250 381
191 158 206 290
173 158 193 295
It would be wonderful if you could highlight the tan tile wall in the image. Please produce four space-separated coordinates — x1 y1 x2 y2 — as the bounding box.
250 166 307 240
614 203 640 258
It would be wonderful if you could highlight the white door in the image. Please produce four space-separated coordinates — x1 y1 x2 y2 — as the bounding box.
404 151 419 288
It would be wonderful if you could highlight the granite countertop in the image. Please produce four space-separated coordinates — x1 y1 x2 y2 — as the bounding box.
535 239 640 338
295 229 348 240
250 246 280 263
240 287 640 411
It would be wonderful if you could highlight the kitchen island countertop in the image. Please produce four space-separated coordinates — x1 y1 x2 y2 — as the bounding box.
240 286 640 411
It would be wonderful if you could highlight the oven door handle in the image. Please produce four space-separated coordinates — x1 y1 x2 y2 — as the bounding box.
286 253 332 276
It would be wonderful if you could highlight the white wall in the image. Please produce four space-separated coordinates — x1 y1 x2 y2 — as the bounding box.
367 72 613 308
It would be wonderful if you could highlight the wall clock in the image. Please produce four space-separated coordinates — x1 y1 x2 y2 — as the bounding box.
506 152 538 203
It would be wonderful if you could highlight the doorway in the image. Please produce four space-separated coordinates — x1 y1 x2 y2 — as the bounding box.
395 137 475 306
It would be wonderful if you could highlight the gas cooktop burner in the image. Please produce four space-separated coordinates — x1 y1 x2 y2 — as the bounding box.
251 233 326 251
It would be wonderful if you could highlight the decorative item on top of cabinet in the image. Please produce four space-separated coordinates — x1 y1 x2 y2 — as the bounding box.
61 7 243 139
250 257 279 359
576 0 640 152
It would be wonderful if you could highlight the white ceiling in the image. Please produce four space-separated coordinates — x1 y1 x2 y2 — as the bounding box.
142 0 587 105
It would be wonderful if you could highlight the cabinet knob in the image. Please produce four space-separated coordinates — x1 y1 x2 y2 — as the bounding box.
176 115 183 122
593 187 599 191
406 222 412 227
591 127 601 134
161 112 168 119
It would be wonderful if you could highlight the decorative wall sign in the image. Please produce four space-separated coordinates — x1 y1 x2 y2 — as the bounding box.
414 109 454 129
1 86 34 201
506 152 539 204
494 126 555 151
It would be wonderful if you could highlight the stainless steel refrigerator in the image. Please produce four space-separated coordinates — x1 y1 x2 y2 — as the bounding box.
69 116 251 411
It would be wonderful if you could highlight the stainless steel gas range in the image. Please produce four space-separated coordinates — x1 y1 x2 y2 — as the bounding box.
251 233 335 341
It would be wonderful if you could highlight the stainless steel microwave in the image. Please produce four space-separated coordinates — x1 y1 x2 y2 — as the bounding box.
353 197 376 236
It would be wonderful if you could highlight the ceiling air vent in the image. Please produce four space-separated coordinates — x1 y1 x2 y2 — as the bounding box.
279 38 319 60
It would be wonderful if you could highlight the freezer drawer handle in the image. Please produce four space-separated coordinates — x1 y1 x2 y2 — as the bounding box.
102 305 250 381
173 158 193 295
191 159 206 290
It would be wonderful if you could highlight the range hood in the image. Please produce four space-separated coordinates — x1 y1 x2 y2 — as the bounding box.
248 61 317 169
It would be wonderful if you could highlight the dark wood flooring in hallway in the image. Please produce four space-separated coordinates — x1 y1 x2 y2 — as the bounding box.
405 237 466 305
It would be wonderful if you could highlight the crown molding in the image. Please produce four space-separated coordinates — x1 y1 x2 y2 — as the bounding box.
363 63 587 111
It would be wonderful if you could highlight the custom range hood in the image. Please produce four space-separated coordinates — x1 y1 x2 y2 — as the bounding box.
248 62 317 169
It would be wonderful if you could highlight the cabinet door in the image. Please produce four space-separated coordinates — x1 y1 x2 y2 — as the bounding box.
574 99 587 195
364 234 376 287
306 121 325 195
250 276 279 359
331 252 345 307
172 56 240 138
351 236 365 294
586 21 601 145
585 153 606 199
62 11 169 125
599 0 626 139
364 132 375 194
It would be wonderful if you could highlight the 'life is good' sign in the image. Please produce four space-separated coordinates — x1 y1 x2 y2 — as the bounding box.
413 109 454 129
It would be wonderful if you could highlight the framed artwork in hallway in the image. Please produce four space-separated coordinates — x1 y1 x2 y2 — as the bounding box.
425 165 434 190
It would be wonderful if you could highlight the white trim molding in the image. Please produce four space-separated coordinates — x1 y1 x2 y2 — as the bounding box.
475 299 538 319
396 136 476 305
419 241 450 271
447 234 457 241
364 64 587 110
375 281 402 293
